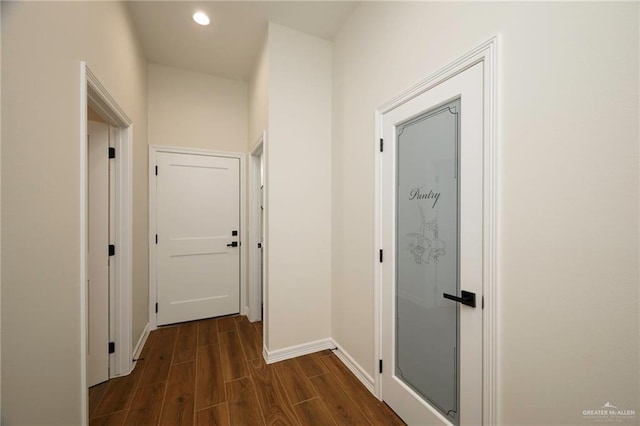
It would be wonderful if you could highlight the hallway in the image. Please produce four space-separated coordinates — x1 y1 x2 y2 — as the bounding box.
89 315 404 425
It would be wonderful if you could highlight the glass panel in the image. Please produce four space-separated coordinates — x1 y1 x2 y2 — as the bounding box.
396 98 460 424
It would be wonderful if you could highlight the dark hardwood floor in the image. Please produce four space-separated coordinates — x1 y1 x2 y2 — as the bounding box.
89 315 405 425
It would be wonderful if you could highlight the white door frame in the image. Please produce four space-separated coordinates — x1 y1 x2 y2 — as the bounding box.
374 37 500 424
148 145 247 330
249 132 266 323
80 63 134 423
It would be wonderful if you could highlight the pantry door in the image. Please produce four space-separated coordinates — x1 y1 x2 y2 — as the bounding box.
381 62 484 425
155 152 240 325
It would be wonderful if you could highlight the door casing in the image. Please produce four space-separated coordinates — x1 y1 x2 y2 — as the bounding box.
80 62 134 425
148 145 247 331
373 37 500 424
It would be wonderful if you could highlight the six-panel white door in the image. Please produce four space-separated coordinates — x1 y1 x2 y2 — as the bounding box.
156 152 240 325
381 62 484 425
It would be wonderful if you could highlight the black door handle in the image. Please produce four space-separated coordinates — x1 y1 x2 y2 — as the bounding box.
227 241 238 247
443 290 476 308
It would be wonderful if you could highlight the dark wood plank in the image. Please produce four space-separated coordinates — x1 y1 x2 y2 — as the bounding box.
294 353 328 378
217 316 237 333
249 358 300 425
93 361 144 417
226 377 264 425
273 359 317 405
169 359 195 383
89 410 127 426
293 398 337 426
254 321 263 340
195 403 230 426
309 373 369 425
198 318 219 347
139 326 178 385
196 344 226 409
160 361 195 426
219 331 249 382
235 316 262 361
89 381 110 418
321 354 404 425
140 330 158 359
173 321 198 364
381 402 406 426
123 381 166 426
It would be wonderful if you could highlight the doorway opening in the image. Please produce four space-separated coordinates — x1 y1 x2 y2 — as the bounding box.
249 132 266 354
80 63 134 422
86 108 114 389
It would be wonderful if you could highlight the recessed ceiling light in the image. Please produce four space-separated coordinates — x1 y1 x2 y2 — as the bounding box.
192 11 210 26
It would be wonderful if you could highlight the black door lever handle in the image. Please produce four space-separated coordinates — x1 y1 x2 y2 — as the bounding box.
227 241 238 247
443 290 476 308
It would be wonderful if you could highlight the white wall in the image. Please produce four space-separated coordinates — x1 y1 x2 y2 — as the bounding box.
249 37 269 147
332 2 639 424
265 23 332 351
1 2 148 423
148 63 248 152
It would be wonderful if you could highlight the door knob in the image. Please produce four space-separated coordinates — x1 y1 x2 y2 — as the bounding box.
443 290 476 308
227 241 238 247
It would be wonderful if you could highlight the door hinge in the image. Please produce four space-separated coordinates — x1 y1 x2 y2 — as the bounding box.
109 342 115 354
482 296 485 309
379 249 383 263
155 302 158 313
108 147 116 159
379 359 383 373
155 234 158 244
155 165 158 176
379 138 384 152
108 244 115 256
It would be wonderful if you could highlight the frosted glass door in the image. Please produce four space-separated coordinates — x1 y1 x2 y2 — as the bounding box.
396 99 460 424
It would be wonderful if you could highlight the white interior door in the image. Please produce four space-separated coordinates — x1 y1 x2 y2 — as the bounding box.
87 120 110 387
259 152 264 320
156 152 240 325
381 63 484 425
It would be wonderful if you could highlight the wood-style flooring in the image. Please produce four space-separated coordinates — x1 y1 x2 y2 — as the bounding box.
89 315 405 425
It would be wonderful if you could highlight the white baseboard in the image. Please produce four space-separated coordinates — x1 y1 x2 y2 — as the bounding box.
264 338 334 364
131 322 151 372
330 339 376 396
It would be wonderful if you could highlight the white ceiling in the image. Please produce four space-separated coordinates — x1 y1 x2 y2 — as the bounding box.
127 1 359 81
